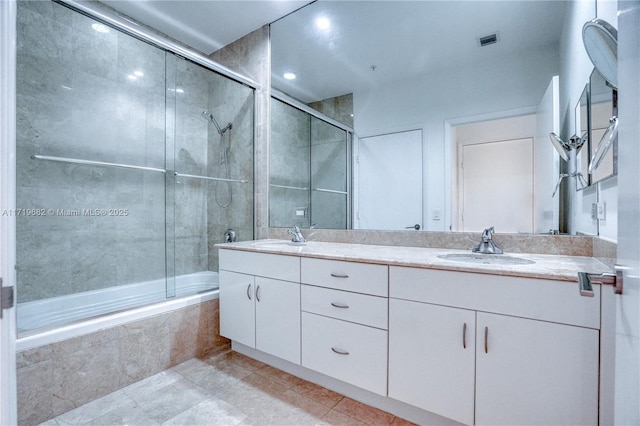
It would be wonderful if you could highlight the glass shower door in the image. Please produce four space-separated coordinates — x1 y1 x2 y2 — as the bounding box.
169 55 254 297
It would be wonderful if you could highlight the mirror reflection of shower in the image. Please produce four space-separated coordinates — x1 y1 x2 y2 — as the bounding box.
201 110 233 207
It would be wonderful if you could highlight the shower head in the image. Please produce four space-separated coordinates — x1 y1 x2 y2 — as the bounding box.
201 110 232 135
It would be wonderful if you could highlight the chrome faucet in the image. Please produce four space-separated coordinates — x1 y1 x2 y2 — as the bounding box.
472 226 503 254
287 225 307 243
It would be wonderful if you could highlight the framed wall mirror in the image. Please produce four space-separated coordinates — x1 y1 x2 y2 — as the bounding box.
588 69 617 183
270 1 575 233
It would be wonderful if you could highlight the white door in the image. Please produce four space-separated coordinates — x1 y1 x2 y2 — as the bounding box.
388 299 476 425
475 313 599 426
613 3 640 423
219 271 255 348
1 0 18 423
356 130 422 230
254 277 300 364
460 138 534 233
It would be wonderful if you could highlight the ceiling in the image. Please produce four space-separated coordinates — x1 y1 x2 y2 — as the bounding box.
100 0 312 54
271 1 569 102
100 1 569 104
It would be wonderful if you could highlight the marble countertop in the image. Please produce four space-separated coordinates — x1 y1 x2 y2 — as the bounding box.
216 239 612 282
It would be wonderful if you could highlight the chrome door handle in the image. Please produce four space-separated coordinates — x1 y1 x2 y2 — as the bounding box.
405 224 421 230
331 347 349 355
246 284 252 300
578 265 624 296
255 285 261 302
331 302 349 309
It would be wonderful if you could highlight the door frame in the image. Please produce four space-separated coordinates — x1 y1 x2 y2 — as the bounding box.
0 0 18 424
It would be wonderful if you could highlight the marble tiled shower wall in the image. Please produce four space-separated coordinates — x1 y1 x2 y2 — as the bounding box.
17 299 228 426
16 0 167 302
15 1 254 303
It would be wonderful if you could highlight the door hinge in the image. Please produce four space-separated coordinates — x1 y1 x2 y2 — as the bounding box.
0 279 15 319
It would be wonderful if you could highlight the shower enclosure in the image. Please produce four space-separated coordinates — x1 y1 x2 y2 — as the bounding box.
15 0 254 334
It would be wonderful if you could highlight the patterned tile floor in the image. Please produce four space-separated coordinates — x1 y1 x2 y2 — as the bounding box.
38 346 415 425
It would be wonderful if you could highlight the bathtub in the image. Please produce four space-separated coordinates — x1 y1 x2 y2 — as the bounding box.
16 271 219 350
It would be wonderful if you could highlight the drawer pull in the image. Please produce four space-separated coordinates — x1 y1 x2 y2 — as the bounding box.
330 273 349 278
463 322 467 349
331 347 350 356
484 326 489 354
246 284 252 300
331 302 349 309
256 285 261 302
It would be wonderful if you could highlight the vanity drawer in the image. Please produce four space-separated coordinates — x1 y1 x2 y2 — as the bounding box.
301 285 388 329
301 258 388 296
219 249 300 282
302 312 387 396
390 266 601 329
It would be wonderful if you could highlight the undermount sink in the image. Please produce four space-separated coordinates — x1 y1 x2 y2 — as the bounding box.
437 253 536 265
254 241 308 248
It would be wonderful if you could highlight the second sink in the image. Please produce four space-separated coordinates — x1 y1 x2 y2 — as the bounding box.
437 253 536 266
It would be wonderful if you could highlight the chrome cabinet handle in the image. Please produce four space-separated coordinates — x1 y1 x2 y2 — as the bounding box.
256 285 261 302
246 284 252 300
331 347 349 355
331 302 349 309
484 326 489 354
330 273 349 278
405 224 421 230
463 322 467 349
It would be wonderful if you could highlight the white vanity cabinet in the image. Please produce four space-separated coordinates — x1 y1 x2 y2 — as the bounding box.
389 266 600 426
388 299 476 425
219 250 301 364
300 258 389 395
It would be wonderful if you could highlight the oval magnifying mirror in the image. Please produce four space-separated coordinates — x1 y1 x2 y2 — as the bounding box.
589 116 618 174
582 19 618 89
549 132 570 162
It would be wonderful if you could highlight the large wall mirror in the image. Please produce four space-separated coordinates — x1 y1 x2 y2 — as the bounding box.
270 1 576 233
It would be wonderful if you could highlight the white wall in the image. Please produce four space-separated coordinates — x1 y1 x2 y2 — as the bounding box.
354 45 559 231
560 0 619 239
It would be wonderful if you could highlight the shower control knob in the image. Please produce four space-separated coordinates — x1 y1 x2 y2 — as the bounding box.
406 224 421 230
224 229 237 243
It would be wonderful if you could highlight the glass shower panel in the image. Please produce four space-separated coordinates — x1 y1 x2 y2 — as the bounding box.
171 56 254 291
310 117 349 229
15 1 167 333
269 98 311 228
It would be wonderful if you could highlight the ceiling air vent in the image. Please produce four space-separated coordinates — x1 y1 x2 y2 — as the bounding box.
478 32 499 47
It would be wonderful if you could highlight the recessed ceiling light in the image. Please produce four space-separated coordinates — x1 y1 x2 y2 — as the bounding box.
315 17 330 30
133 70 144 77
176 88 184 93
283 72 297 80
127 75 137 80
91 23 110 34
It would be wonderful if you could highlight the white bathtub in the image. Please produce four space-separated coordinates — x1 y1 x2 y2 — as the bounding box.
16 271 219 350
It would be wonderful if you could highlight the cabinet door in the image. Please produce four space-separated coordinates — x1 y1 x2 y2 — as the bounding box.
255 277 301 364
476 312 599 426
219 270 255 348
388 299 476 425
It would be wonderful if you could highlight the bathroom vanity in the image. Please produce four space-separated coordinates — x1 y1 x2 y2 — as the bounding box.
217 240 610 426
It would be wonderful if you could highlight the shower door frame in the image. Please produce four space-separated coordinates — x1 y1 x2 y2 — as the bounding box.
0 0 18 423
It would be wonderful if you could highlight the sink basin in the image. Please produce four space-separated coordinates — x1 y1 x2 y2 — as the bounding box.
437 253 535 265
254 241 308 249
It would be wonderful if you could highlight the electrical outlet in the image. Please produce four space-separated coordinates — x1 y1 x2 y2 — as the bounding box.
597 202 606 220
432 209 441 220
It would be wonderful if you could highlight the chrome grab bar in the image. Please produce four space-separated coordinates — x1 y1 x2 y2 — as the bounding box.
175 172 248 184
269 184 309 191
32 154 166 173
313 188 348 195
32 155 248 183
